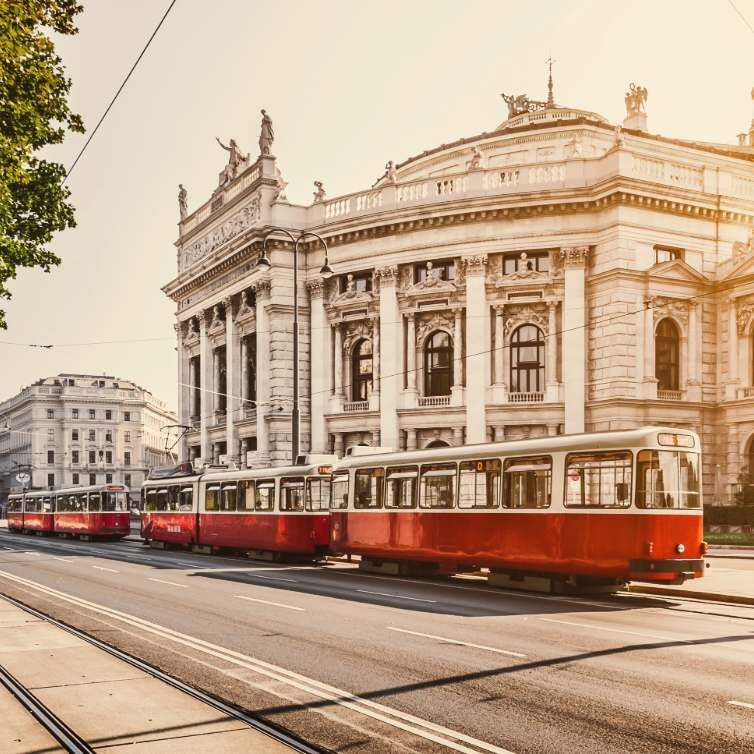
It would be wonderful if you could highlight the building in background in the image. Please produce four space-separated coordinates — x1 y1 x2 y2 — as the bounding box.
164 81 754 502
0 374 176 505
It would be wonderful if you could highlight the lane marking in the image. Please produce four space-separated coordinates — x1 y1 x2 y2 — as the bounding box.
254 574 297 583
92 566 119 573
147 578 187 588
387 627 526 658
729 700 754 710
0 570 512 754
53 557 72 563
356 589 437 604
234 595 305 612
540 617 681 642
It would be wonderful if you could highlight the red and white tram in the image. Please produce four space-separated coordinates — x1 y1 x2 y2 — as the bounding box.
53 484 131 539
329 427 706 587
141 457 334 559
6 494 26 533
8 491 55 535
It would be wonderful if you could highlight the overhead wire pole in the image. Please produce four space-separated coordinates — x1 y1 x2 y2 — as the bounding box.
62 0 179 185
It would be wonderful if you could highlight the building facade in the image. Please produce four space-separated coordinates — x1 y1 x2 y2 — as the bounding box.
164 85 754 502
0 374 176 504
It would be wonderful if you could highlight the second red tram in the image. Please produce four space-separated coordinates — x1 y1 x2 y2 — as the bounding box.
141 457 334 558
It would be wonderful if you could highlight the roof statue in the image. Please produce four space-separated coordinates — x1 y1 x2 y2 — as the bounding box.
501 58 557 120
178 183 188 220
313 180 326 203
216 137 248 185
259 109 274 155
625 83 648 115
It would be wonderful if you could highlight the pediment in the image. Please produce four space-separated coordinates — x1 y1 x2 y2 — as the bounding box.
331 289 373 308
720 245 754 281
404 277 457 298
648 259 707 284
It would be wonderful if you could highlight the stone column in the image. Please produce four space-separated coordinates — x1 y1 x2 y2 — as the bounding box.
405 313 417 394
371 429 381 447
453 307 464 388
494 425 505 442
198 311 211 461
240 336 248 408
213 348 221 416
464 255 488 443
547 423 559 436
452 426 464 446
333 323 344 398
224 297 238 465
560 247 588 434
406 428 417 451
175 323 188 461
240 438 249 469
370 315 380 410
545 301 559 403
254 280 271 462
378 266 400 450
333 432 344 458
307 280 328 452
643 295 658 399
494 307 504 385
727 300 739 400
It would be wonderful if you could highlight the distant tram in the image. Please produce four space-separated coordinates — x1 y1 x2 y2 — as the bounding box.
329 427 706 588
140 457 334 559
6 485 131 540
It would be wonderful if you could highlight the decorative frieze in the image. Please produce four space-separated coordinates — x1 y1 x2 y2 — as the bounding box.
559 246 589 268
416 311 454 344
503 302 548 337
736 300 754 336
461 254 488 276
653 296 689 328
341 319 374 354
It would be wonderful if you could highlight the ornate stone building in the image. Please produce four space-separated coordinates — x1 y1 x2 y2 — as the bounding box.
164 86 754 502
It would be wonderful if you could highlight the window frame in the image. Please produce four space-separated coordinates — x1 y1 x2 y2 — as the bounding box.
351 338 373 402
502 455 552 509
205 484 221 512
458 459 501 509
419 463 457 509
564 450 633 509
280 476 306 512
655 318 680 392
306 477 331 511
510 324 545 394
424 330 454 397
413 259 455 284
384 465 419 509
220 482 237 512
330 473 350 510
503 251 550 275
635 449 701 509
354 467 384 509
254 479 275 511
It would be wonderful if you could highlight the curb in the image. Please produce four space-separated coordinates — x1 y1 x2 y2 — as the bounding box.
708 544 754 552
626 584 754 606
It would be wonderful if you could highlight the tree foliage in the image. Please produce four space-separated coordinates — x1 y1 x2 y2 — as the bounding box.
0 0 84 328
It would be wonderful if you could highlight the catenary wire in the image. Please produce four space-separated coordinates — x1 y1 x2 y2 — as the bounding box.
728 0 754 35
62 0 179 185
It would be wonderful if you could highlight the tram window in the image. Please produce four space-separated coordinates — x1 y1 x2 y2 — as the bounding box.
43 497 53 513
354 468 383 509
420 464 456 509
103 491 129 512
565 451 632 509
156 488 169 512
503 456 551 509
238 480 255 511
281 477 305 512
306 478 330 511
384 466 418 509
145 489 158 512
459 460 501 509
636 450 701 509
179 487 193 511
330 474 350 509
72 495 83 512
205 485 220 512
221 483 237 512
255 480 275 511
88 493 101 512
165 486 179 512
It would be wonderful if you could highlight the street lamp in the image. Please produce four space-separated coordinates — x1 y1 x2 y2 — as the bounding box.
258 228 333 463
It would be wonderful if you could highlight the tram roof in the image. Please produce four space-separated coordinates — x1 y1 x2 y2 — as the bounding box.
332 426 699 471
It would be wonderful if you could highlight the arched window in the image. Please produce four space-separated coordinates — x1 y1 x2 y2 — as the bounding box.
424 331 454 396
351 339 373 402
510 325 545 393
425 439 449 449
655 319 679 391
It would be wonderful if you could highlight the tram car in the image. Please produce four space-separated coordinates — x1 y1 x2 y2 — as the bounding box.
8 491 55 535
329 427 706 588
141 457 335 559
53 484 131 539
6 494 25 533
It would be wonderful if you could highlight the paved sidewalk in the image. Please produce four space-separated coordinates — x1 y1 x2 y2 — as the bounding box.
0 596 292 752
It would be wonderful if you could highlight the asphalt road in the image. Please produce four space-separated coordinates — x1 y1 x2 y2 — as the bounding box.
0 531 752 754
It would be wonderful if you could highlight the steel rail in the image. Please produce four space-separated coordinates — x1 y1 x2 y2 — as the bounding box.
1 593 325 754
0 660 95 753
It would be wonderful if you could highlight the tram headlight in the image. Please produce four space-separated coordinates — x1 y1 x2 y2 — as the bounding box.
675 543 686 554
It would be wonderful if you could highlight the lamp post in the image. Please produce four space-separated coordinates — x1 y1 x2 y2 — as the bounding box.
258 229 334 464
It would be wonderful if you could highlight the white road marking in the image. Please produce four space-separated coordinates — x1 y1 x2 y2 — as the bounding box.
728 700 754 710
254 574 297 583
357 589 437 604
23 551 40 556
92 566 119 573
147 577 187 588
234 595 305 611
387 627 526 658
52 557 71 563
540 617 681 642
0 570 514 754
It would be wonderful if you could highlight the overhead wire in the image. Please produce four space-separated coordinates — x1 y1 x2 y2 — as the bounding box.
728 0 754 35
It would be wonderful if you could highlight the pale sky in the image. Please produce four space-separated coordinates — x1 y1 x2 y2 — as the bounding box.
1 0 752 411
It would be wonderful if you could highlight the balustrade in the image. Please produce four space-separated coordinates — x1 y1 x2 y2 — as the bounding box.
507 392 544 404
343 401 369 413
418 395 451 407
657 390 682 401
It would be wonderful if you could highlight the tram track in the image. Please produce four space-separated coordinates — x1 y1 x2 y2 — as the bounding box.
0 592 325 754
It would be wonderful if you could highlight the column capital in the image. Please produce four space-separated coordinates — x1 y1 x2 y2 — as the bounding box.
547 300 558 312
461 254 488 276
222 295 233 312
405 311 415 323
196 309 207 326
559 246 589 269
253 279 271 300
306 279 325 300
375 265 399 285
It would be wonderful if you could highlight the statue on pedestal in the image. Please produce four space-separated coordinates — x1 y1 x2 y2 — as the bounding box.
216 137 247 185
259 109 274 155
178 184 188 220
624 83 648 115
313 180 326 202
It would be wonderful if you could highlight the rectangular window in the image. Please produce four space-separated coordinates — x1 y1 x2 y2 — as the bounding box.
105 473 112 484
105 431 112 443
414 259 455 284
654 245 683 264
88 493 101 512
47 409 54 419
280 477 305 511
255 480 275 511
89 473 96 486
459 459 501 509
565 451 632 509
105 451 112 464
88 450 96 464
636 450 701 509
354 468 383 509
105 410 112 420
503 456 552 509
103 491 128 512
165 486 178 511
179 486 193 511
330 473 350 510
89 409 95 420
48 429 54 441
72 429 79 441
125 431 131 443
47 450 54 464
420 463 456 508
205 485 220 511
72 472 79 485
124 474 132 487
384 466 418 509
124 451 131 466
88 430 95 441
144 489 158 512
503 251 550 275
72 409 79 419
339 271 373 293
155 488 169 511
124 412 131 422
221 483 237 512
237 480 255 511
306 478 330 511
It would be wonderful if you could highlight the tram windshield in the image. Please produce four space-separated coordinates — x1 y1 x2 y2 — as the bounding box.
102 491 129 511
330 473 349 510
636 450 701 509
